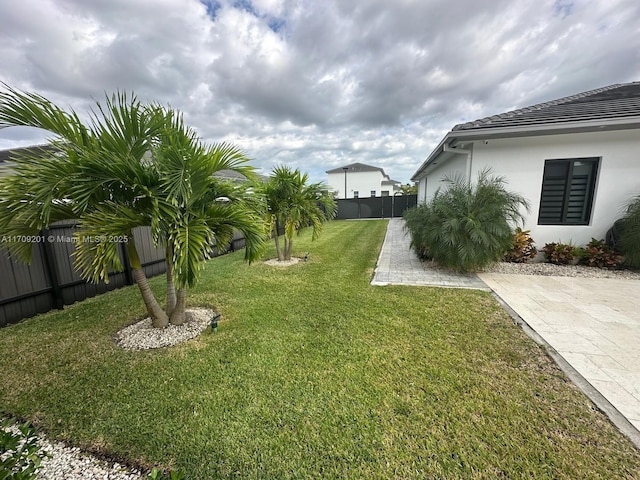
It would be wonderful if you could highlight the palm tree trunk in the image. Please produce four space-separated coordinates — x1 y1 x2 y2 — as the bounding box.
127 238 169 328
285 236 294 260
169 288 187 325
165 245 177 316
274 220 284 261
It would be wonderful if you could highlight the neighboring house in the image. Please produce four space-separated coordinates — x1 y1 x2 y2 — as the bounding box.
411 82 640 247
326 162 401 199
0 144 60 176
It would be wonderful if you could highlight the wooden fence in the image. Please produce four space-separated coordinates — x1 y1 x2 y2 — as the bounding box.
0 223 246 327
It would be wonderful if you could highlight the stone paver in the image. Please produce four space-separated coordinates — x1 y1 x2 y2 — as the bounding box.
373 218 640 447
371 218 489 290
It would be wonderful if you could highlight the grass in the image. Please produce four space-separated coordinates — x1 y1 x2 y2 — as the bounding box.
1 219 639 478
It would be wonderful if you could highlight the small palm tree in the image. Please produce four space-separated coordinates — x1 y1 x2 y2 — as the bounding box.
150 117 267 324
0 86 171 324
261 166 336 261
0 85 266 327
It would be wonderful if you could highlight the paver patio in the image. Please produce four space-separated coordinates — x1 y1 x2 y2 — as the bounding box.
479 272 640 443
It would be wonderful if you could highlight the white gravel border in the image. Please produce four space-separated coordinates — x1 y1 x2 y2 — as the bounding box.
1 423 144 480
115 307 214 350
483 261 640 280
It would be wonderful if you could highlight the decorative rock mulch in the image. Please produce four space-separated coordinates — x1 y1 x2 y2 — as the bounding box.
114 307 214 350
483 261 640 280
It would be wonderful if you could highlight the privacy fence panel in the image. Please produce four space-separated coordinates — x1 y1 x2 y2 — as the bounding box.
393 194 417 216
336 194 417 220
335 200 361 220
0 223 165 327
0 242 52 326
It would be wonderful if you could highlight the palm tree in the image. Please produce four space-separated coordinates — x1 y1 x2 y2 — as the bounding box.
0 86 171 325
261 166 336 261
404 169 529 272
0 85 266 328
150 115 267 324
400 183 417 195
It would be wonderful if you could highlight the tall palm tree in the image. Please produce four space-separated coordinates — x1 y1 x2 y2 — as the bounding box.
0 85 266 328
261 166 336 261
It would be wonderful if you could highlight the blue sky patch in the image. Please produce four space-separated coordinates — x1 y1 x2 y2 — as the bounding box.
200 0 222 19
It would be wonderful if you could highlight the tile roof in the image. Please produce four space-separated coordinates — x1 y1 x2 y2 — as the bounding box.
411 81 640 181
453 82 640 131
325 162 386 175
326 162 402 185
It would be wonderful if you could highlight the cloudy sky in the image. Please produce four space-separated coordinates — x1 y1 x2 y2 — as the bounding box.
1 0 639 184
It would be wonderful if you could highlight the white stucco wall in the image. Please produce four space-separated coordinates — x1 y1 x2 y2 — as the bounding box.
328 170 384 198
417 129 640 247
421 154 469 201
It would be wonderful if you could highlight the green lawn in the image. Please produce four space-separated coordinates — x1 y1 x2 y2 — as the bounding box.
1 219 639 479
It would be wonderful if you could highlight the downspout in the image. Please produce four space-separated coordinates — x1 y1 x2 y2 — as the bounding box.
443 143 473 182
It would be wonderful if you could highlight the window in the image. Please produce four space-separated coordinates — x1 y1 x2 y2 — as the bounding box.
371 190 376 197
353 191 359 198
381 191 390 197
538 158 599 225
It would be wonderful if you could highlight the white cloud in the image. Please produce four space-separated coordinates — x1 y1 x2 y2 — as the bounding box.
1 0 639 184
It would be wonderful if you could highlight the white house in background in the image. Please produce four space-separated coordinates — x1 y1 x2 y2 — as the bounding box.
326 162 401 199
411 82 640 247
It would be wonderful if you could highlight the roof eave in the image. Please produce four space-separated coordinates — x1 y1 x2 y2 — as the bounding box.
411 117 640 181
410 134 453 181
451 116 640 141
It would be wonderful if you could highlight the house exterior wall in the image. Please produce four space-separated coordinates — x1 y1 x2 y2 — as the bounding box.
421 154 469 201
417 129 640 246
327 170 384 199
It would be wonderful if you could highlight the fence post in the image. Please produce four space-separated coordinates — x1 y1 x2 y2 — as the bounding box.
41 229 64 310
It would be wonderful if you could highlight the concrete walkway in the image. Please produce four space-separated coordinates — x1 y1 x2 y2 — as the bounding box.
372 218 640 448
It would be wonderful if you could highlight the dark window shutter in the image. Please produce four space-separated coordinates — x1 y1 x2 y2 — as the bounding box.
538 158 598 225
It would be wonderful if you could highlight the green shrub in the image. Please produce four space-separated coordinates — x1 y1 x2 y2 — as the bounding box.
503 228 537 263
0 418 48 480
403 204 432 260
404 169 529 272
617 196 640 268
581 238 623 269
542 242 580 265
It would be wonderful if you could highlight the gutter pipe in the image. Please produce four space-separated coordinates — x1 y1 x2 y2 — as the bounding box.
443 143 473 182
